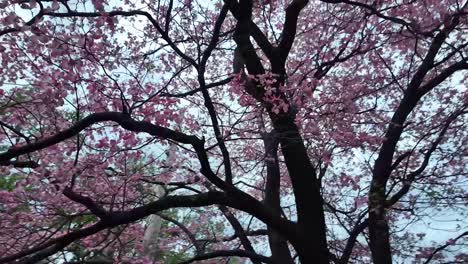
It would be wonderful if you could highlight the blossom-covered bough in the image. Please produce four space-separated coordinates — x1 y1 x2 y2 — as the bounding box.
0 0 466 263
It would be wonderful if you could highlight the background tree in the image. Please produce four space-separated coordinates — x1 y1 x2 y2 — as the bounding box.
0 0 467 263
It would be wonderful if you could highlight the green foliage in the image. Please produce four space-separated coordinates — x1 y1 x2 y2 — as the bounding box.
164 252 189 264
0 174 22 191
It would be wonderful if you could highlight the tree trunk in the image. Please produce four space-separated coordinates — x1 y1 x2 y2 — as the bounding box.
263 131 294 264
368 181 392 264
272 115 329 264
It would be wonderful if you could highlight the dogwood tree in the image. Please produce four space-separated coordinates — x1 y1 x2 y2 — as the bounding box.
0 0 467 263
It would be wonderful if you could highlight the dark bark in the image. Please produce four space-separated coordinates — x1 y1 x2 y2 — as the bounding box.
180 249 272 264
198 4 233 184
271 115 329 264
263 131 294 264
232 1 329 262
339 218 369 264
219 206 262 264
0 112 302 264
0 189 297 263
367 15 462 264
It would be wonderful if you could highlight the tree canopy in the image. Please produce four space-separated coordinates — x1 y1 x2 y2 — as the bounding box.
0 0 467 263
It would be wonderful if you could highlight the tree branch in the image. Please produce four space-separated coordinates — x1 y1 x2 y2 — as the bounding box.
423 231 468 264
0 112 200 165
179 249 272 264
219 206 261 264
0 191 230 263
277 0 309 65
